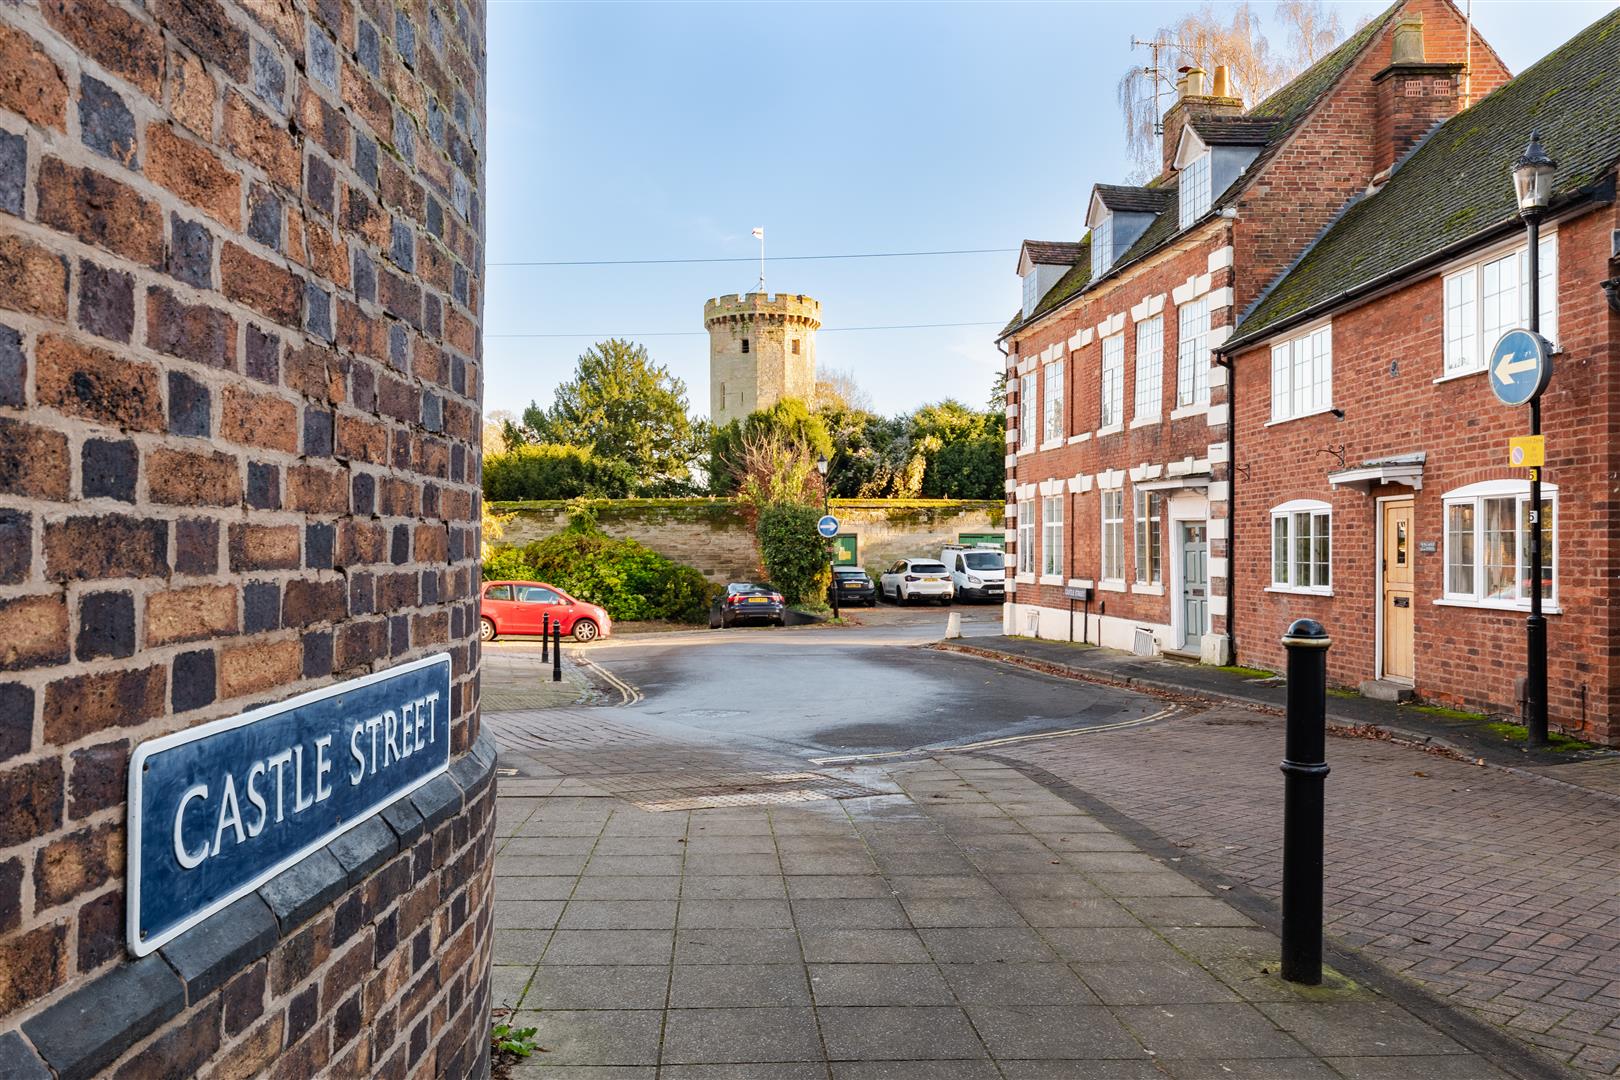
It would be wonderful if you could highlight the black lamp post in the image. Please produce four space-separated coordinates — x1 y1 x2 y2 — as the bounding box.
1512 130 1556 746
817 454 838 619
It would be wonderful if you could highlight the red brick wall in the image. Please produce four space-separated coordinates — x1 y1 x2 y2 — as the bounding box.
1229 205 1619 742
0 0 490 1071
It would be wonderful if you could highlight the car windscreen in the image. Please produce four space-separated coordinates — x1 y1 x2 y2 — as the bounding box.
729 584 772 594
834 568 867 578
962 552 1002 570
910 563 948 574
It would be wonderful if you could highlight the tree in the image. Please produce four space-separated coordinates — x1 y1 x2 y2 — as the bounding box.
483 409 515 455
1276 0 1342 65
910 400 1003 500
1116 3 1303 181
812 367 872 413
508 339 707 495
482 444 636 501
709 398 832 496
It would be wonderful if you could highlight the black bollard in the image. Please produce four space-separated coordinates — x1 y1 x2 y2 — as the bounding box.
1280 617 1330 985
552 621 562 683
541 613 550 661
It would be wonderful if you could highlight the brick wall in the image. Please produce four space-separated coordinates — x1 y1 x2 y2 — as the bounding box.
0 0 491 1071
1229 206 1619 743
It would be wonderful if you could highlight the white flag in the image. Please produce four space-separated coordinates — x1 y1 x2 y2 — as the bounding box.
751 227 764 239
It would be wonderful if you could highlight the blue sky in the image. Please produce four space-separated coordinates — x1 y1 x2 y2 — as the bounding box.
483 0 1617 426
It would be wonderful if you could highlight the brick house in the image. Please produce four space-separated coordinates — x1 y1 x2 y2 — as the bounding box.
1220 8 1620 742
999 0 1506 664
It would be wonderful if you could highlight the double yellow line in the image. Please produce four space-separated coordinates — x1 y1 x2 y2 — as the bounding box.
572 652 643 706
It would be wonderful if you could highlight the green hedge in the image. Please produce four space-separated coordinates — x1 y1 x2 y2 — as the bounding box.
482 521 718 623
482 444 636 501
756 502 830 606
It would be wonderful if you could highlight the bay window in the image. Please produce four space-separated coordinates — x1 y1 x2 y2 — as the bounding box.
1270 500 1331 592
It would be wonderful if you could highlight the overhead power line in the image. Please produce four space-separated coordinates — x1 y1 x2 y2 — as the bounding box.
486 320 1003 340
488 247 1018 268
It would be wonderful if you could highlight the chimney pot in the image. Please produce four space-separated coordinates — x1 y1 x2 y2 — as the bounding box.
1211 64 1232 99
1184 66 1207 97
1391 14 1425 64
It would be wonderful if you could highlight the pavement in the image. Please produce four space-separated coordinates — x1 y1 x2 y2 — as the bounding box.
481 629 1573 1078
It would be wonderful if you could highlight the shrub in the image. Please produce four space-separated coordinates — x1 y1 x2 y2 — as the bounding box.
482 444 636 501
482 516 717 623
756 502 831 606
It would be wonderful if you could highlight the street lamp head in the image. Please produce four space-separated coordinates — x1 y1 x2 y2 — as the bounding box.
1512 130 1556 217
815 454 829 477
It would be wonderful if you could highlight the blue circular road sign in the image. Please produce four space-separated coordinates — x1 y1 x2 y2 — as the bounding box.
817 514 840 538
1488 329 1553 407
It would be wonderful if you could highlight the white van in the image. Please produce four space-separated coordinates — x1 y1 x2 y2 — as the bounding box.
941 544 1005 603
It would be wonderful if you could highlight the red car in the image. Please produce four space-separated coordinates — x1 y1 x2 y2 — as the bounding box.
479 580 611 643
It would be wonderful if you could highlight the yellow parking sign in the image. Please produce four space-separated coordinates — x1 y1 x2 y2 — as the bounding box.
1509 435 1544 468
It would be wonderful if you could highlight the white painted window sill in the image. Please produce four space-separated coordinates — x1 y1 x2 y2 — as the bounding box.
1266 406 1336 428
1132 582 1165 595
1433 367 1486 385
1170 402 1210 420
1099 580 1127 593
1265 585 1333 597
1015 573 1036 585
1039 439 1065 452
1434 597 1561 615
1039 575 1064 586
1129 415 1162 430
1096 424 1123 438
1067 433 1092 445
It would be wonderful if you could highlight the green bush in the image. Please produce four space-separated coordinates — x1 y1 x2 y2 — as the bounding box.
756 502 831 606
482 518 717 623
482 444 636 501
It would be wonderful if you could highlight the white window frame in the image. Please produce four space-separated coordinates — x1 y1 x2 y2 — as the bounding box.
1133 488 1162 585
1440 234 1558 378
1099 333 1124 430
1439 479 1558 611
1018 372 1037 452
1016 498 1035 577
1132 315 1164 422
1100 488 1125 584
1269 322 1333 424
1176 296 1210 408
1178 150 1212 225
1269 499 1332 594
1041 494 1064 578
1022 271 1040 318
1043 360 1065 443
1092 215 1113 275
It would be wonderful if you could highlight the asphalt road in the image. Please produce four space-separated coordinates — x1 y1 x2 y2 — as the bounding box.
504 604 1167 760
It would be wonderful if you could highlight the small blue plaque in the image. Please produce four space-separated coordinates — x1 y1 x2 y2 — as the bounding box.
127 653 453 955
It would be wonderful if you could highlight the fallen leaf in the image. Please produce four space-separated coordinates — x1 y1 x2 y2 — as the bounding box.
1413 771 1428 778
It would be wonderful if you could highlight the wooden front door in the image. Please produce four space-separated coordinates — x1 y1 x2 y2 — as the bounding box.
1381 500 1415 681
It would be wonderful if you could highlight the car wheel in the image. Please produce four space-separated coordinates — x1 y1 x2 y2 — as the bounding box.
773 617 785 628
709 610 721 629
478 617 496 642
572 618 598 643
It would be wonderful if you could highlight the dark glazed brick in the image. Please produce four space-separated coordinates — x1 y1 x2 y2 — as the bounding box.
243 580 280 632
355 132 378 187
160 893 278 1003
0 683 33 760
259 849 347 931
80 438 137 503
0 324 22 406
409 774 462 831
171 648 216 713
353 248 376 302
175 518 220 575
305 523 335 569
427 98 445 147
68 739 128 818
246 187 281 251
394 10 416 64
251 40 285 110
390 218 415 271
423 292 441 337
389 613 408 655
422 392 443 433
349 572 374 615
391 523 410 564
307 30 338 89
22 954 183 1080
451 353 466 395
426 195 442 239
245 324 279 384
453 263 469 305
0 131 24 217
301 629 332 678
77 261 135 343
0 1032 50 1080
79 76 137 167
287 983 319 1043
306 154 335 216
222 961 267 1036
246 461 280 509
352 472 375 515
75 889 122 972
304 282 333 342
357 20 381 75
302 407 334 457
392 108 416 161
167 371 211 437
351 361 376 412
75 591 135 660
328 815 398 885
168 215 214 289
388 322 409 369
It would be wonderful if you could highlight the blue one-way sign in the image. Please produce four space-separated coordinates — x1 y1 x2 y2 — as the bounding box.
1489 329 1552 407
817 514 840 538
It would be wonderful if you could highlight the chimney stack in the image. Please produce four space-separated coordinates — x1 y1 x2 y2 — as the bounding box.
1160 62 1244 177
1371 14 1467 177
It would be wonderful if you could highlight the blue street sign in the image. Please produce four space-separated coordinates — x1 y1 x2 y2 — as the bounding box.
127 654 452 955
1488 329 1553 407
817 514 840 538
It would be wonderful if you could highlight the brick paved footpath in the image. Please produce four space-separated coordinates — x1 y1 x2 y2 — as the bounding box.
486 724 1543 1077
992 707 1620 1077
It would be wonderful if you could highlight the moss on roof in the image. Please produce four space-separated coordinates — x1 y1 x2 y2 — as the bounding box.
1233 6 1620 346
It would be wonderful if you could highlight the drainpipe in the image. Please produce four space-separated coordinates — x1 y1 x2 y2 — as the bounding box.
1217 353 1237 665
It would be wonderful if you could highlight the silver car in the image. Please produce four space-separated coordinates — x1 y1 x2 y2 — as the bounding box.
879 559 955 604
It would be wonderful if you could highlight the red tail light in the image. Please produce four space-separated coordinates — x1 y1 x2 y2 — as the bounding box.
771 593 783 604
904 575 919 582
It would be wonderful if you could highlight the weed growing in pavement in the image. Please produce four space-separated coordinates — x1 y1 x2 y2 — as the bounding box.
1217 665 1278 680
1482 720 1598 754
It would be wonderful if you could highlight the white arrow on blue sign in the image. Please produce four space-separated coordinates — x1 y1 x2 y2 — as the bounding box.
1489 328 1553 407
817 514 840 538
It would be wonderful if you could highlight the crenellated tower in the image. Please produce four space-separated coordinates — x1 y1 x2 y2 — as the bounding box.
704 292 820 425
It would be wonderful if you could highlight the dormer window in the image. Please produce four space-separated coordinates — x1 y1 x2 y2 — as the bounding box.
1178 150 1212 224
1091 215 1114 275
1022 270 1040 318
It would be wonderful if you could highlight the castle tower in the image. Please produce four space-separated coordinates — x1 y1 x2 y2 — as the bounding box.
704 292 820 426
